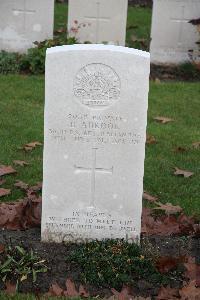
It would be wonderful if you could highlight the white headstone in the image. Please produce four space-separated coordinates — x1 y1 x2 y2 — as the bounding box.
67 0 128 46
42 44 150 243
150 0 200 64
0 0 54 53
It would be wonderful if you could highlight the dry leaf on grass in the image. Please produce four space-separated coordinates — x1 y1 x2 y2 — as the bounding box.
55 27 66 34
153 202 183 214
146 134 157 145
179 280 200 300
0 183 42 230
143 191 158 203
14 180 29 191
192 141 200 149
156 286 179 299
0 188 11 197
154 116 174 124
29 182 42 192
174 167 194 178
13 160 29 167
0 165 16 177
20 141 42 152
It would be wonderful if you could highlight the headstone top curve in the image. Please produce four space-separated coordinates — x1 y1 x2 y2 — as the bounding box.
46 44 150 59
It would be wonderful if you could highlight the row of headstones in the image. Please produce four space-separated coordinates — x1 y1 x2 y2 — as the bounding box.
0 0 199 63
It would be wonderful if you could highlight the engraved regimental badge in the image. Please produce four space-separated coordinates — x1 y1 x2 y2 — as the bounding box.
74 63 121 108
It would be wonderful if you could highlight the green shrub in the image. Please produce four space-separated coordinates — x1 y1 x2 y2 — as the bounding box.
20 37 76 74
0 36 77 75
66 239 165 290
0 51 20 74
178 63 200 80
0 245 47 287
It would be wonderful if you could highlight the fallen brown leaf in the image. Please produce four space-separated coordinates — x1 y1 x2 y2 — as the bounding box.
111 286 134 300
0 184 42 230
55 27 66 33
14 180 29 191
47 283 64 296
143 191 158 203
0 165 17 177
64 279 79 297
0 188 11 197
184 257 200 283
30 182 42 192
26 141 42 148
146 134 157 145
156 286 179 299
13 160 29 167
154 202 183 215
154 116 174 124
179 280 200 300
192 141 200 149
4 281 16 295
142 208 195 236
47 279 89 298
156 256 185 273
174 167 194 178
20 141 42 152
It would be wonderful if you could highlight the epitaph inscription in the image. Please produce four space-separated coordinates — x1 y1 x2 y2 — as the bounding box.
43 210 137 243
74 64 120 107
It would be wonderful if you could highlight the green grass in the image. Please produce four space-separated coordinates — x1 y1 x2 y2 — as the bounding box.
54 3 68 34
146 82 200 216
0 76 199 217
126 6 152 48
0 75 44 201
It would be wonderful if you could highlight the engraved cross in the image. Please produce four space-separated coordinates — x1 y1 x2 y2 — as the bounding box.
74 148 113 207
84 1 111 43
170 6 191 47
12 0 36 31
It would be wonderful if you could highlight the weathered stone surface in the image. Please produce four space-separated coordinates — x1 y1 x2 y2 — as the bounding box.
0 0 54 53
150 0 200 64
42 44 150 243
68 0 128 46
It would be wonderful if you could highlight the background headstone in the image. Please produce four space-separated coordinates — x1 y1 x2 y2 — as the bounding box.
42 44 150 243
68 0 128 46
0 0 54 53
150 0 200 64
